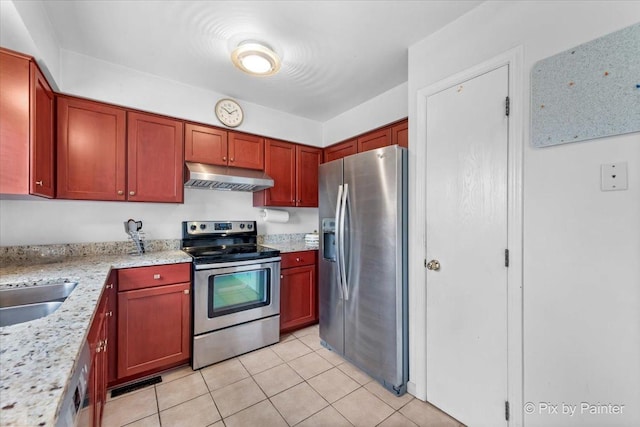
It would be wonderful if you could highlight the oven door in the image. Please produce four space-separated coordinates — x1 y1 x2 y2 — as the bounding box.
193 257 280 335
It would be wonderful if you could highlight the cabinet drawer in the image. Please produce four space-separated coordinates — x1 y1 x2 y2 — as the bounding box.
281 251 316 269
118 263 190 291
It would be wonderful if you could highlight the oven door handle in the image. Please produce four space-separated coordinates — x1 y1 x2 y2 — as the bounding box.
194 256 282 270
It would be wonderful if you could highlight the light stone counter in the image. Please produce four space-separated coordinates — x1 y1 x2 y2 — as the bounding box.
0 250 192 426
259 233 318 253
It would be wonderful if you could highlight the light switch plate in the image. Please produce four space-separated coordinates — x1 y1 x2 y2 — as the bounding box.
601 162 628 191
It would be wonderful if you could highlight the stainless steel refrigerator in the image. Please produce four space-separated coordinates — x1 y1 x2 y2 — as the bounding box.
319 144 408 395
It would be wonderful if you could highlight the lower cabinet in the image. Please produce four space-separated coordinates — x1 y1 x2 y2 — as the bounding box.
85 278 111 427
280 251 318 333
117 264 191 380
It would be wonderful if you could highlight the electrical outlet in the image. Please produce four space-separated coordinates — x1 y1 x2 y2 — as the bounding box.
601 162 628 191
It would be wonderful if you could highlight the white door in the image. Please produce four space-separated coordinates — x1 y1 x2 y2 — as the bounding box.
425 65 509 426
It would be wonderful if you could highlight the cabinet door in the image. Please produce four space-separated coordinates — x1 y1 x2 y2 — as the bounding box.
323 139 356 163
296 145 321 207
105 272 118 385
184 123 228 165
117 282 190 378
280 264 317 333
57 97 127 201
228 131 264 170
357 128 392 153
258 139 296 206
391 119 408 148
127 112 184 203
0 50 31 195
30 63 55 198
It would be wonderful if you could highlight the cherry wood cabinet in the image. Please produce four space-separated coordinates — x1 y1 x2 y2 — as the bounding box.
228 131 264 170
127 112 184 203
184 123 228 166
296 145 322 207
280 250 318 333
57 96 127 201
255 139 296 206
117 263 191 379
323 139 356 163
391 120 408 148
58 97 184 203
253 139 321 207
184 124 264 170
322 118 408 163
86 280 110 427
0 48 54 198
357 127 392 153
105 271 117 386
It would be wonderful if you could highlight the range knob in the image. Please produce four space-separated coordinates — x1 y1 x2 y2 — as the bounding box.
247 223 253 230
239 223 245 229
200 224 207 230
189 224 197 231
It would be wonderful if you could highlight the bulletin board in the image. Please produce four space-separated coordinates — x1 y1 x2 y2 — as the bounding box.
531 23 640 148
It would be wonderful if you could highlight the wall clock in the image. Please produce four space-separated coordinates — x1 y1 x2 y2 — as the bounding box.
215 98 244 128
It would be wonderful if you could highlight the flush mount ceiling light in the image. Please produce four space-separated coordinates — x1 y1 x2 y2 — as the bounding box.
231 41 281 76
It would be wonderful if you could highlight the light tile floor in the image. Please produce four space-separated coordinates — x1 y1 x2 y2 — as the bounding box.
103 325 464 427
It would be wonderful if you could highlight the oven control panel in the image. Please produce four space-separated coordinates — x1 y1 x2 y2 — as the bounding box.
184 221 255 235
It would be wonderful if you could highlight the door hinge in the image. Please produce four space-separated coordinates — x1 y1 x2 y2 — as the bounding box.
505 96 510 116
505 249 509 267
505 400 510 421
424 259 427 268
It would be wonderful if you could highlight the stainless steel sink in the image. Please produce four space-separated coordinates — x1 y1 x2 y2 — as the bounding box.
0 301 64 327
0 282 78 327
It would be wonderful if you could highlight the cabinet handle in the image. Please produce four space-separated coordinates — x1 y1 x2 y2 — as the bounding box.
298 200 302 203
107 311 113 317
296 257 301 262
223 156 227 161
96 340 103 353
117 190 124 195
35 180 43 186
153 274 161 280
106 284 114 289
230 158 234 162
280 275 283 279
183 289 190 295
129 191 136 196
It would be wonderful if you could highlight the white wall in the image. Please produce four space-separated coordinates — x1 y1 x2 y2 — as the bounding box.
59 50 323 147
0 189 317 246
408 1 640 426
2 0 61 88
322 82 407 145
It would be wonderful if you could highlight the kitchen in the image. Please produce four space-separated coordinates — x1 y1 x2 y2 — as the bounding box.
1 1 639 427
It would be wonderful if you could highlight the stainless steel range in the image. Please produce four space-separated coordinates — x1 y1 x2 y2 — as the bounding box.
181 221 281 369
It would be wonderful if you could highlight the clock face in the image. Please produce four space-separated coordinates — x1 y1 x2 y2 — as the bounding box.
215 99 243 128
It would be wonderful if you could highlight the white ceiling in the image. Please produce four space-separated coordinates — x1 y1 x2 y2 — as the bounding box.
41 1 481 122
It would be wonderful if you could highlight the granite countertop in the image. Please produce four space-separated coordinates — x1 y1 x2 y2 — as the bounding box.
0 250 192 426
263 240 318 253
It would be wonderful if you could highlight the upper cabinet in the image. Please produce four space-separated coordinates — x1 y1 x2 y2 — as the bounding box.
323 139 356 163
254 139 321 207
185 123 264 170
57 96 127 201
357 127 392 153
127 112 184 203
0 48 55 198
322 118 408 163
57 96 184 203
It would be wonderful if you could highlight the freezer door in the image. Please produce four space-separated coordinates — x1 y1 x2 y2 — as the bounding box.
343 145 406 390
318 159 344 355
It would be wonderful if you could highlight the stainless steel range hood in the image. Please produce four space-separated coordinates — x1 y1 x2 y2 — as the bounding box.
184 162 274 192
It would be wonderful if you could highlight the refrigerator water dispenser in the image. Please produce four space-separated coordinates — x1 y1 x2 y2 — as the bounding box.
321 218 336 261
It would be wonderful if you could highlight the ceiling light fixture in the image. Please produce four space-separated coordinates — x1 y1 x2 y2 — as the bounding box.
231 41 281 76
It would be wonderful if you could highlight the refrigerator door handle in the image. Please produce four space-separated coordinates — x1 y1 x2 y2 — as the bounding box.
339 183 349 300
335 184 344 300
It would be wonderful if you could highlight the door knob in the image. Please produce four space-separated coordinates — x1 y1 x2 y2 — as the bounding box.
426 260 441 271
